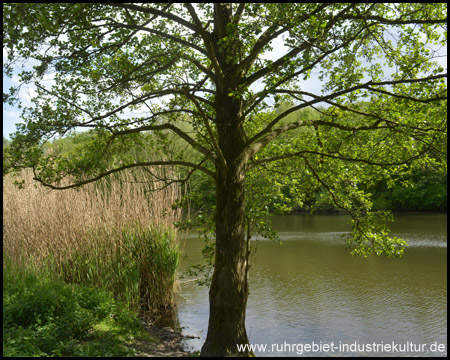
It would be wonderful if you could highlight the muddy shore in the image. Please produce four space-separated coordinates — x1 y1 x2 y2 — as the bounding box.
130 318 198 357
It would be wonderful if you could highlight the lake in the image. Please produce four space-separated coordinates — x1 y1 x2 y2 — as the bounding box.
174 213 447 357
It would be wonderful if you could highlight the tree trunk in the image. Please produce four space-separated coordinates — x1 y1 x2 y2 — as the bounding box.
200 160 252 356
200 93 253 356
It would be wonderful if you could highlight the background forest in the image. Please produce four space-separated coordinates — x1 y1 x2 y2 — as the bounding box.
5 104 446 214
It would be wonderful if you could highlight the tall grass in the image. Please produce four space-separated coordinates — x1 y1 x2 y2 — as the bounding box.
3 167 183 315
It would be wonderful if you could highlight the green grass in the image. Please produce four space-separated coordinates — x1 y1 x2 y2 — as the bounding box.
55 224 180 315
3 258 155 357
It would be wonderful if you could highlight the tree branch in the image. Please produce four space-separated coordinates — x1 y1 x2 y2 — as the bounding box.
33 159 214 190
342 13 447 26
104 3 198 32
300 155 356 220
249 149 423 169
244 24 370 115
245 4 355 86
184 3 224 84
109 122 216 163
237 24 285 78
366 86 447 103
179 54 216 82
180 87 227 169
245 73 448 156
100 19 208 57
240 3 332 80
232 3 246 25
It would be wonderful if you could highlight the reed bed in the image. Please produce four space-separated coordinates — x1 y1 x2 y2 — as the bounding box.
3 167 183 314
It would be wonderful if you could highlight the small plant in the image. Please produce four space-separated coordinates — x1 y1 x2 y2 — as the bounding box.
3 258 149 357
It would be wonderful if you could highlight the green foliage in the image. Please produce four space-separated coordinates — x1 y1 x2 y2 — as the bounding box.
55 224 180 315
345 211 409 258
370 168 447 211
121 224 180 312
187 171 216 211
3 137 12 176
181 210 217 287
3 136 11 147
3 258 147 357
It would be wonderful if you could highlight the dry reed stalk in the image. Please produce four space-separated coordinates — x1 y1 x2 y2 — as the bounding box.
3 167 183 312
4 168 180 259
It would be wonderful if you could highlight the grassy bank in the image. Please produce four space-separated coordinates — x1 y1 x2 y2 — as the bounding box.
3 168 185 356
3 258 157 357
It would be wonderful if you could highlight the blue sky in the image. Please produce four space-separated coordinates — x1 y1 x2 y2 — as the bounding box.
3 77 20 140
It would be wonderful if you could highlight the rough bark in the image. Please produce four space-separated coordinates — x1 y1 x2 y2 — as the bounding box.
200 163 251 356
200 92 253 356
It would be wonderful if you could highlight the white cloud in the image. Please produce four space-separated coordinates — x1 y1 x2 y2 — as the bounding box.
3 48 9 64
2 109 22 139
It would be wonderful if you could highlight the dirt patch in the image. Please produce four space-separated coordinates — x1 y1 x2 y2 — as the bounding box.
129 318 198 357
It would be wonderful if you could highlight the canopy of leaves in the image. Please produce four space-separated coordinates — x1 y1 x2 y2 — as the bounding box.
3 3 447 258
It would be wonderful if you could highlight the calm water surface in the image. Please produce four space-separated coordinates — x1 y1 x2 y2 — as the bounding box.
175 213 447 357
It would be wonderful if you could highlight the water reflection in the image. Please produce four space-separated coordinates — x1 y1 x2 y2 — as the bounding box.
177 213 447 357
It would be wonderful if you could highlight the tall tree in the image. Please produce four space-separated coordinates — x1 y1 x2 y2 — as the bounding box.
3 3 447 356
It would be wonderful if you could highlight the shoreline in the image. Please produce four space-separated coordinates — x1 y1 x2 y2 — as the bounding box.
129 317 198 357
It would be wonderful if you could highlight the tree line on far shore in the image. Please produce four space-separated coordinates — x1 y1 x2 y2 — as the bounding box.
4 104 445 213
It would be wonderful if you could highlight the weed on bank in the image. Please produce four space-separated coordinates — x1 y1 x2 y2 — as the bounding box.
3 259 154 357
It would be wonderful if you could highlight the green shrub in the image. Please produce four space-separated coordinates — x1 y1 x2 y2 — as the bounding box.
3 259 147 357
